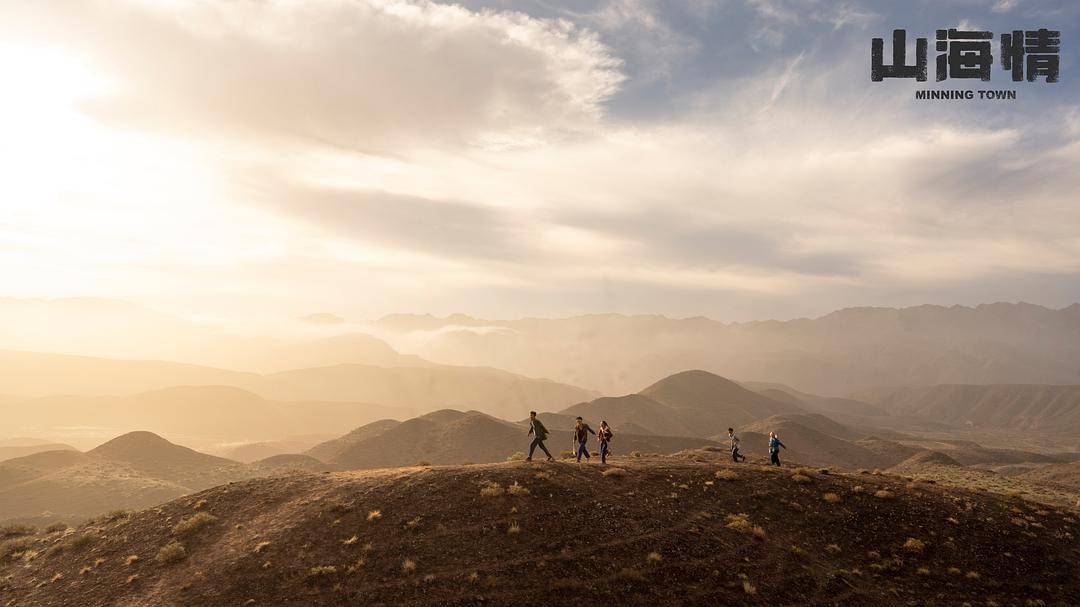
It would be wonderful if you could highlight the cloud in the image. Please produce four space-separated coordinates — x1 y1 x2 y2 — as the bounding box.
12 0 624 154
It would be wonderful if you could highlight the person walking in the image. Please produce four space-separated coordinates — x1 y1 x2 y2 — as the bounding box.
768 432 786 466
727 427 746 463
525 411 554 462
597 420 614 464
573 417 596 462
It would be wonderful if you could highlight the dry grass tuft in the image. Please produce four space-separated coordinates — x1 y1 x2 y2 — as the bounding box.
155 541 186 564
405 517 422 531
903 538 925 554
193 499 207 510
507 523 521 535
479 481 505 497
367 510 382 522
852 485 865 494
742 580 757 595
402 558 417 574
788 544 806 557
602 467 628 478
0 524 35 538
342 535 358 546
505 452 526 462
123 554 139 566
965 570 981 580
125 574 139 585
791 473 812 483
825 544 841 554
725 513 753 534
874 489 894 500
823 492 841 503
309 566 337 576
507 482 530 496
646 551 662 563
752 525 767 540
715 469 739 481
79 565 92 576
43 522 68 534
254 541 271 554
468 571 480 583
947 567 962 575
630 451 642 458
346 558 366 574
917 567 931 575
172 512 217 538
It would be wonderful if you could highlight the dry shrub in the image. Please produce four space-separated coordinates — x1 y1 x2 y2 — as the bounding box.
630 451 642 458
825 544 841 555
479 481 505 497
346 558 365 574
823 492 841 503
79 565 92 576
751 526 766 540
791 473 812 483
156 541 186 564
69 534 95 550
193 499 207 510
715 469 739 481
788 545 806 557
917 567 931 575
254 541 271 554
0 524 35 538
405 517 422 531
43 523 68 534
646 551 662 563
507 523 521 535
947 567 962 575
602 468 628 479
947 516 960 525
725 513 753 534
402 559 417 574
342 535 358 546
507 482 530 496
367 510 382 522
903 538 925 554
874 489 894 500
742 580 757 595
505 452 526 462
468 571 480 583
795 467 816 477
172 512 217 538
124 554 139 566
309 566 337 576
965 571 981 580
852 485 865 494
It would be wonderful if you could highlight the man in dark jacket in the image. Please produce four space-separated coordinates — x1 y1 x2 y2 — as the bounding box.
526 411 554 461
573 416 596 462
768 432 786 466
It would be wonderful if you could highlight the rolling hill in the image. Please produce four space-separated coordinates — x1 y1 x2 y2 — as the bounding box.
310 410 719 470
856 384 1080 435
3 458 1077 606
559 370 803 439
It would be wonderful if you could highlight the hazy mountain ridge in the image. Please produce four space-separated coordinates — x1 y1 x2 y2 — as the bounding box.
373 302 1080 395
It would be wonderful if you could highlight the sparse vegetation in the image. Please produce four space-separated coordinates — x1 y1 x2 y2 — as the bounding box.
172 512 218 537
825 544 841 555
791 473 812 483
852 485 865 494
155 541 186 564
69 534 96 551
0 524 35 538
367 510 382 522
507 523 521 535
601 467 628 478
402 558 417 574
823 492 841 503
506 451 526 462
254 541 271 553
43 522 69 534
309 565 337 576
646 551 662 563
903 538 925 554
342 535 358 546
124 554 140 566
874 489 894 500
742 580 757 595
346 558 365 573
715 469 738 481
507 482 530 495
479 481 505 496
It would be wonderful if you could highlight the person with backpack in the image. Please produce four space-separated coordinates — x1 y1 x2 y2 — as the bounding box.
727 427 746 463
597 420 614 464
525 411 554 462
768 432 786 466
572 417 596 462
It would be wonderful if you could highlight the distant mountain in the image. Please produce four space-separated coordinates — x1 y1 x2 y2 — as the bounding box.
87 432 247 490
1018 461 1080 490
857 384 1080 435
560 371 803 438
373 303 1080 395
730 417 897 469
7 385 411 447
0 443 77 463
215 436 336 463
309 409 718 470
0 350 596 430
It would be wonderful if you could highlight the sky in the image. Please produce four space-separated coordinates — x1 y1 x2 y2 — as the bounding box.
1 0 1078 323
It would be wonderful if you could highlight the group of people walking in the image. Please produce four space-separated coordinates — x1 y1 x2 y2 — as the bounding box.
526 411 787 466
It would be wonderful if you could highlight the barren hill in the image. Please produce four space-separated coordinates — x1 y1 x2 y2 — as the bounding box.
858 384 1080 435
730 419 896 470
1019 461 1080 490
316 411 718 470
3 459 1078 606
641 370 803 430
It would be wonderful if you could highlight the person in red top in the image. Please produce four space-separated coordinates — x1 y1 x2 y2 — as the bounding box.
572 417 596 462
